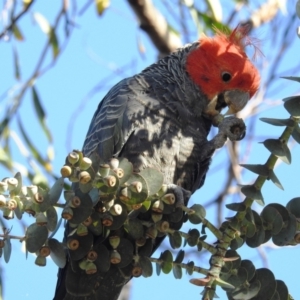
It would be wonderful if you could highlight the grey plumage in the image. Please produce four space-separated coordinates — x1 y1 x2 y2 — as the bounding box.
54 42 219 300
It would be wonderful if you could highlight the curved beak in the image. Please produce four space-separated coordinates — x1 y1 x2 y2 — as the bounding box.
223 90 250 115
203 90 250 119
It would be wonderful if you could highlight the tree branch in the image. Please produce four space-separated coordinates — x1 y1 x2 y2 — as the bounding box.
0 0 35 40
127 0 182 57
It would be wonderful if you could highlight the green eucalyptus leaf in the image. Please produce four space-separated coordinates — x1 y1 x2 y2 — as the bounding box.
48 238 66 268
140 256 153 278
139 168 164 196
268 170 284 190
260 205 283 235
46 206 58 232
240 185 264 205
48 178 64 205
260 117 295 127
251 268 276 300
174 249 185 264
240 164 269 176
283 96 300 117
286 197 300 217
230 279 260 299
281 76 300 83
26 223 48 253
4 237 11 263
226 202 246 212
161 250 173 274
272 213 297 246
173 264 182 279
263 139 291 164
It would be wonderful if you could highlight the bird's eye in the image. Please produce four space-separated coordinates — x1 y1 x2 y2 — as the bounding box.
221 72 232 82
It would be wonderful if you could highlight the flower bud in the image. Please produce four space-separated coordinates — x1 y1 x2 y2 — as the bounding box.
67 238 79 250
99 164 110 177
110 250 121 264
109 235 120 249
87 250 98 262
109 158 119 170
152 200 164 213
76 224 88 236
35 212 47 226
60 165 72 178
78 171 91 184
161 193 176 205
62 206 73 220
0 195 6 207
7 178 18 191
130 181 142 193
35 255 46 267
79 157 92 170
0 182 8 193
7 199 17 210
67 152 80 165
114 168 124 179
109 204 122 216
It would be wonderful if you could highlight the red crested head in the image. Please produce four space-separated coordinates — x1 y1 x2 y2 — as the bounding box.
186 24 261 104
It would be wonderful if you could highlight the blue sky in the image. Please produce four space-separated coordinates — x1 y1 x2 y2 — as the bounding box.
1 1 300 299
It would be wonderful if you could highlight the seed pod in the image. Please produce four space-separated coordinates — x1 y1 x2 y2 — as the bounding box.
161 193 176 205
130 181 142 193
67 152 80 165
99 164 110 177
110 250 121 264
109 235 120 249
35 255 46 266
119 187 131 202
21 186 28 196
7 199 17 210
70 196 81 208
60 165 72 178
0 239 5 248
109 204 122 216
102 214 113 227
132 264 143 277
79 157 92 170
136 237 146 247
0 195 6 207
34 192 44 204
109 158 119 170
146 226 157 239
67 238 79 250
152 200 164 213
87 250 98 262
0 182 8 193
35 212 47 226
39 246 51 257
76 224 88 236
27 185 38 197
6 178 18 191
82 216 92 227
104 198 115 211
3 208 14 219
103 175 116 187
151 213 163 223
156 220 169 233
85 262 97 274
62 206 74 220
114 168 124 179
78 171 91 184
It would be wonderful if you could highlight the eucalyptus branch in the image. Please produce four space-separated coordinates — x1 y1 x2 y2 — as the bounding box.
0 0 35 40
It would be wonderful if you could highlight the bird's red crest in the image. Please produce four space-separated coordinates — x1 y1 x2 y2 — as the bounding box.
186 24 261 100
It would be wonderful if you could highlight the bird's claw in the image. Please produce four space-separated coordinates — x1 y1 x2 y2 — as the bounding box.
218 116 246 141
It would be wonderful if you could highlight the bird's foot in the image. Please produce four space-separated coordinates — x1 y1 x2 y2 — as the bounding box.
209 116 246 149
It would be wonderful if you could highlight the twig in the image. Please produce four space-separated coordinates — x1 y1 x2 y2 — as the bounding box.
0 0 35 40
